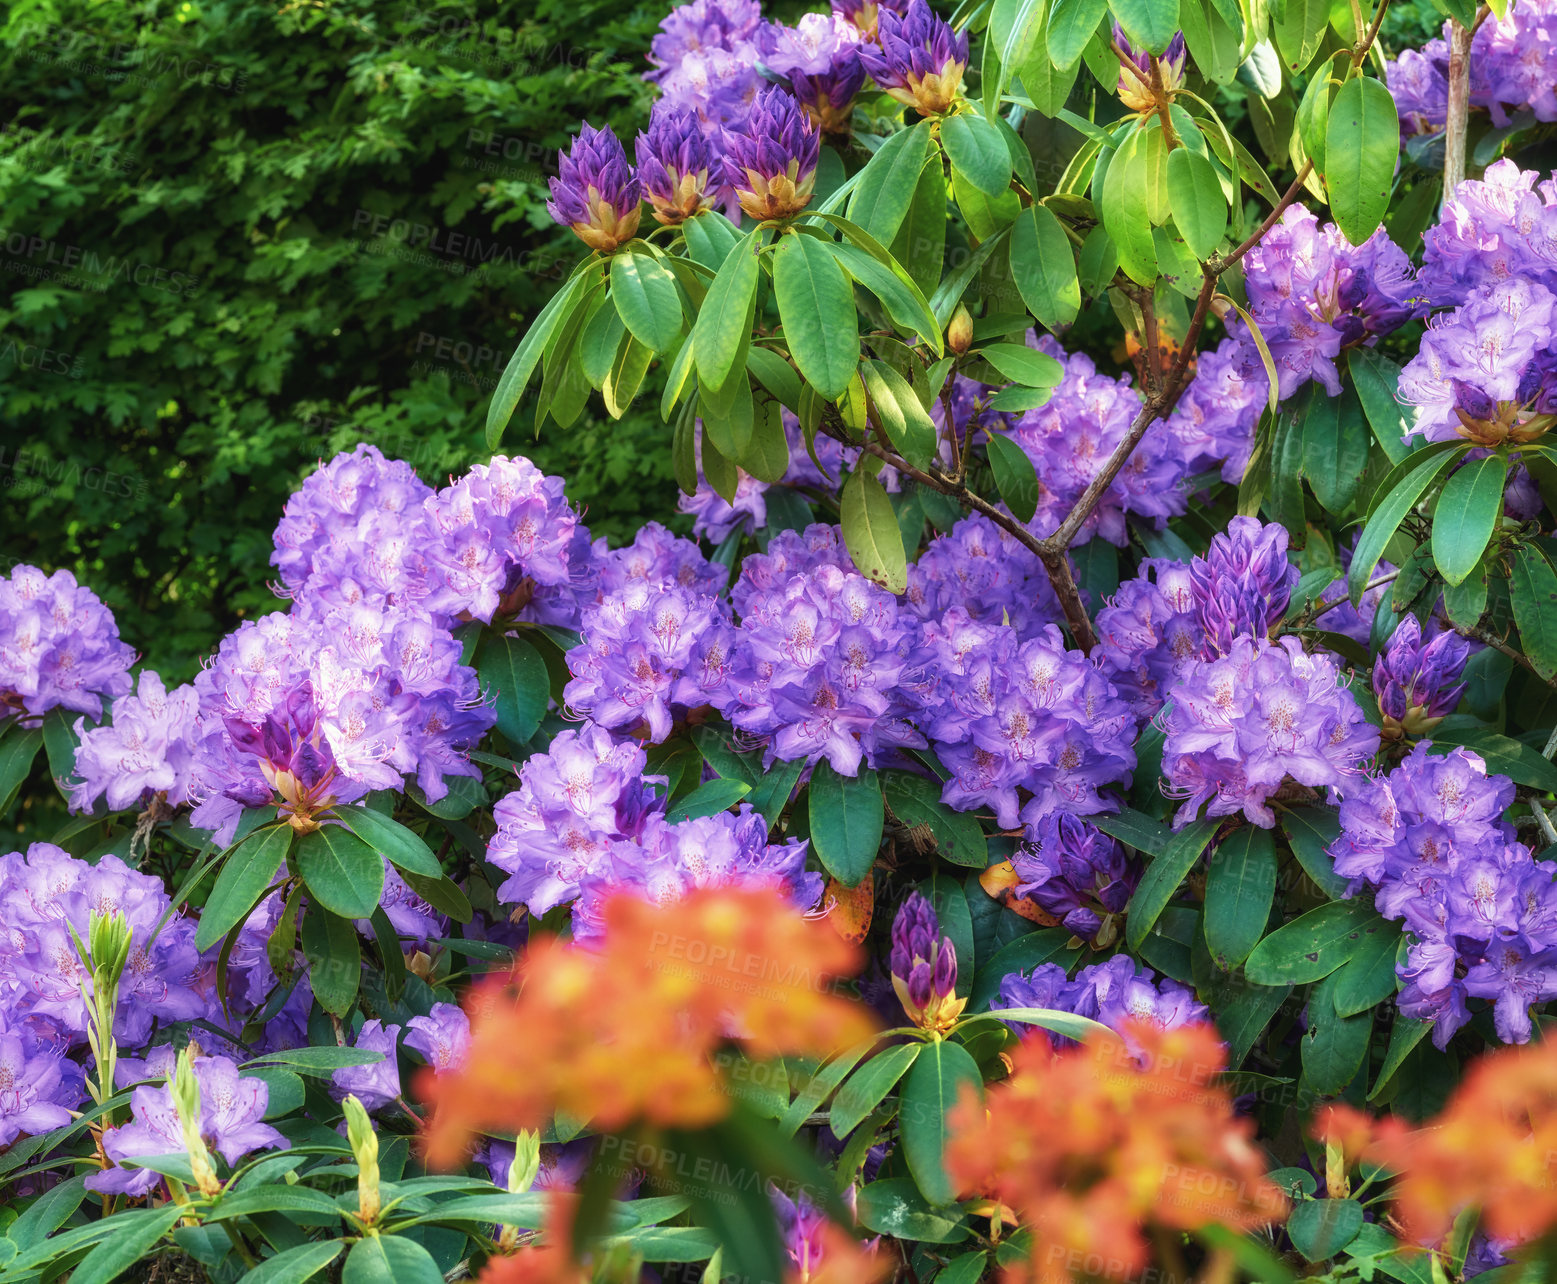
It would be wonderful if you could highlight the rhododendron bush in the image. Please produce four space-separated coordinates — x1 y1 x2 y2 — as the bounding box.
5 0 1557 1280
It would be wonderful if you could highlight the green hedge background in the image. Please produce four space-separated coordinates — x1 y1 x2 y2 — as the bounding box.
0 0 677 681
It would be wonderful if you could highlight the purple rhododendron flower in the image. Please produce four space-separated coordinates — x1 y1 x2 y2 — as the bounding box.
889 891 958 1023
331 1019 402 1112
1162 339 1267 483
636 103 718 225
0 1020 83 1148
720 85 820 220
1161 635 1379 829
406 1002 471 1075
547 123 643 253
1373 615 1471 738
1093 558 1202 720
1189 516 1301 654
1113 25 1186 115
646 0 763 83
1011 814 1140 945
71 670 200 813
87 1055 287 1196
759 13 866 133
857 0 968 114
0 565 134 721
903 512 1059 639
998 956 1208 1055
830 0 910 39
487 722 663 915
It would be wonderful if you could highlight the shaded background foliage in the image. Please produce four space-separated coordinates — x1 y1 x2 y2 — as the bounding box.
0 0 677 682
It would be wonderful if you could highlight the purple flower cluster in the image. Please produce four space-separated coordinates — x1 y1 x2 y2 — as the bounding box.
913 615 1136 827
71 671 200 813
638 105 719 225
1011 814 1140 945
0 564 134 721
331 1019 402 1112
547 123 643 253
1330 744 1557 1046
1387 2 1557 136
721 85 821 220
0 1017 82 1148
890 891 961 1030
0 844 206 1052
1237 205 1419 402
715 532 924 774
758 12 865 134
1000 339 1188 547
1418 161 1557 308
88 1054 286 1196
903 512 1059 639
1161 635 1380 828
185 603 492 843
1162 339 1267 483
1373 616 1471 739
488 722 663 915
1093 557 1199 720
997 955 1208 1050
857 0 968 115
1189 515 1301 655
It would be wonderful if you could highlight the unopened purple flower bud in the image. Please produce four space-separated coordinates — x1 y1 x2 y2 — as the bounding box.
720 86 820 220
857 0 968 115
1189 516 1300 653
1112 24 1187 114
635 106 716 225
889 892 963 1032
547 123 643 253
1373 615 1471 738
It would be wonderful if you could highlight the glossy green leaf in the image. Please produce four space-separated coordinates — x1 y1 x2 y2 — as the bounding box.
196 825 294 952
1432 453 1506 586
856 1178 970 1244
342 1233 445 1284
978 342 1065 388
241 1241 345 1284
861 359 937 469
808 761 884 887
300 907 360 1015
986 431 1041 523
1348 447 1459 604
337 806 441 879
1301 972 1374 1094
1100 126 1158 285
893 159 948 300
1243 901 1383 986
1166 145 1227 259
1511 545 1557 679
1288 1199 1365 1263
681 210 743 271
693 228 761 393
1369 1017 1434 1100
1009 203 1081 330
830 1043 922 1138
1109 0 1181 52
900 1039 982 1206
1282 806 1351 900
773 232 860 400
1048 0 1110 68
701 372 754 462
1325 76 1400 245
1331 920 1403 1016
486 271 587 447
1303 383 1372 513
1435 729 1557 792
293 825 385 920
1126 818 1219 949
666 777 752 822
1349 349 1413 464
610 248 683 353
1203 826 1277 969
0 725 43 812
68 1204 185 1284
848 122 936 245
1271 0 1330 72
941 112 1012 198
477 632 549 745
841 465 908 593
602 330 654 418
881 769 988 868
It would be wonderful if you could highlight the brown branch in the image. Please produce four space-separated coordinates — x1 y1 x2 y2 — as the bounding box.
1443 15 1478 198
1456 622 1553 685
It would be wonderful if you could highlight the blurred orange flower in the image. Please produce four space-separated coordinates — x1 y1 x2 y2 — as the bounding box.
946 1020 1288 1284
419 886 876 1168
1368 1037 1557 1249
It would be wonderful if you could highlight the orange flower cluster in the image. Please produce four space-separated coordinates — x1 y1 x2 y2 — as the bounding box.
419 886 876 1168
1349 1037 1557 1249
945 1021 1288 1284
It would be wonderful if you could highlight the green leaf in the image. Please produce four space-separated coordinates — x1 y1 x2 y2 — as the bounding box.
929 227 1010 329
857 1178 970 1244
830 1043 923 1138
977 342 1065 388
1433 729 1557 792
702 373 754 463
940 113 1012 199
244 1046 385 1074
241 1241 345 1284
694 229 761 393
900 1039 983 1207
1216 979 1293 1068
400 867 473 924
1511 545 1557 679
1049 0 1109 68
300 908 360 1016
738 397 790 483
848 122 936 246
681 210 743 271
1109 0 1182 51
985 431 1041 524
342 1234 445 1284
1369 1017 1434 1100
1125 818 1219 949
410 1193 549 1226
1288 1199 1365 1263
477 632 549 745
747 758 807 826
1271 0 1331 72
1281 806 1351 900
1243 901 1384 985
1331 919 1403 1016
1092 807 1173 857
841 465 908 594
808 761 884 887
969 929 1071 1011
825 239 942 352
1433 454 1506 586
1009 204 1081 331
487 271 588 447
293 825 385 920
611 248 683 353
881 770 988 868
1348 447 1460 603
861 359 937 470
666 777 752 822
1302 972 1374 1094
1304 383 1372 513
1203 827 1277 969
773 232 860 401
1350 349 1413 464
603 330 654 418
894 159 949 300
0 725 43 813
1166 145 1227 259
1325 77 1400 245
196 825 294 952
68 1204 185 1284
336 806 441 879
1100 126 1159 286
938 1253 992 1284
208 1186 346 1223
